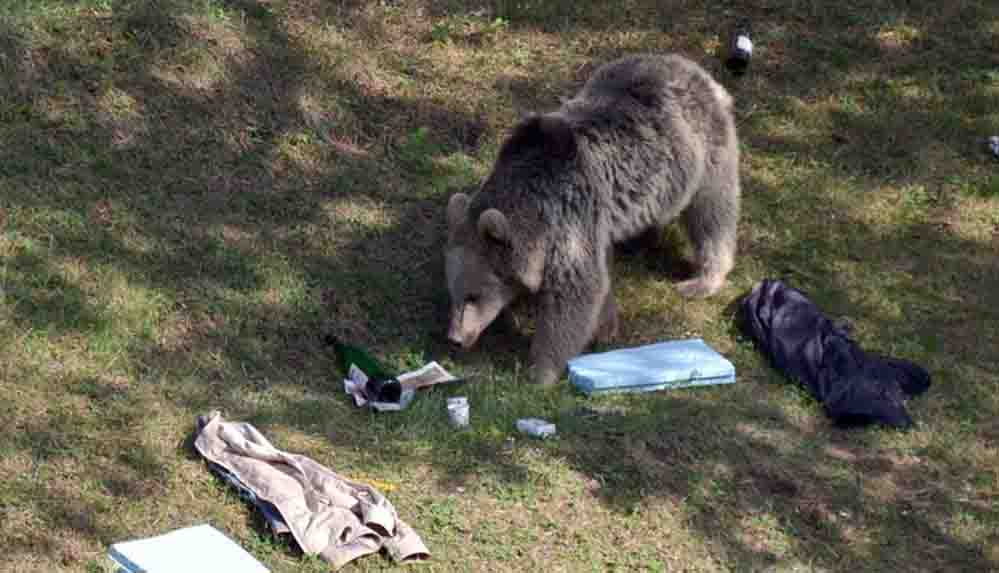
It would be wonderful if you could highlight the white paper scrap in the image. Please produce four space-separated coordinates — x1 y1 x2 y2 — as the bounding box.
108 524 269 573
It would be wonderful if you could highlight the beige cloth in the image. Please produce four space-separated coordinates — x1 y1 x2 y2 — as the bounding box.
193 411 430 570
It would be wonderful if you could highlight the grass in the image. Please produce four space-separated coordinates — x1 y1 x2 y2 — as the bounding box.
1 0 998 571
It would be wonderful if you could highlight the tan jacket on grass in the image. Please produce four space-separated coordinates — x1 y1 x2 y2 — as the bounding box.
194 411 430 570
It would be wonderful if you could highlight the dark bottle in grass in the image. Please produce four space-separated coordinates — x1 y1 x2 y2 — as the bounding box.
330 337 403 403
725 21 753 76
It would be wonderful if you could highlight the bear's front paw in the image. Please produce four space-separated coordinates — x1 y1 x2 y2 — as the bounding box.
530 366 560 386
676 276 724 299
594 315 619 344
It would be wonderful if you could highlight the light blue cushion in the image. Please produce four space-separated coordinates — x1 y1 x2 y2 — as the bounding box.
568 338 736 395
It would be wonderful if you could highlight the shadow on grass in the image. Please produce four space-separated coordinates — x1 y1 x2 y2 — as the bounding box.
555 393 991 571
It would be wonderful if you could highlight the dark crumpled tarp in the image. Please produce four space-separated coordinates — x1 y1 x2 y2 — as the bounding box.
739 279 931 428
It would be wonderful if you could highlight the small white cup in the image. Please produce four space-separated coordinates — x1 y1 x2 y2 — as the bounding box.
446 397 469 428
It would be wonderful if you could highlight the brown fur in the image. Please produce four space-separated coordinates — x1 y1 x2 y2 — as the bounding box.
445 54 740 385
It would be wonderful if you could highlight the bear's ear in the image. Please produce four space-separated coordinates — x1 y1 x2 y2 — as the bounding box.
504 113 576 161
447 193 469 230
477 208 510 245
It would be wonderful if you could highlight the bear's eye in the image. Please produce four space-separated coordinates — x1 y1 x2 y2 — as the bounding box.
465 295 480 305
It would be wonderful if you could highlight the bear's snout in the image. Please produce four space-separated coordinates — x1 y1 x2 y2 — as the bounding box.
447 321 476 350
447 316 482 350
447 330 466 349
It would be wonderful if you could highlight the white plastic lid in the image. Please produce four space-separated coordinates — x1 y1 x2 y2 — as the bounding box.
736 35 753 54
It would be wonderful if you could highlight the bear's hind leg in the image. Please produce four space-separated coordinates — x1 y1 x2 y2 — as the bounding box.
677 162 739 298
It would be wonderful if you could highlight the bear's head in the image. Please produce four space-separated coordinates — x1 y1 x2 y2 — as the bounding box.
444 114 571 349
444 192 519 350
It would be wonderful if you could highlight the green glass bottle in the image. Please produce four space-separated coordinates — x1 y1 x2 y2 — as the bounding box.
330 337 403 403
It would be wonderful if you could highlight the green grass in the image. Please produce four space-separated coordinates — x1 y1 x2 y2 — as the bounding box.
2 0 998 571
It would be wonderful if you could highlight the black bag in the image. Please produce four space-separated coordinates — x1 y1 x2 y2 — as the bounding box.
739 279 931 429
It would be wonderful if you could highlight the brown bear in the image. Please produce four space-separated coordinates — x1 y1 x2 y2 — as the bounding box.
445 53 740 386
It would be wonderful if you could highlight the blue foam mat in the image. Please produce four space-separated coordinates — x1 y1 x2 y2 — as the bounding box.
568 338 736 395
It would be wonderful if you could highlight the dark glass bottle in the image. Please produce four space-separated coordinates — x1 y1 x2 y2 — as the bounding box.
330 337 403 403
725 21 753 76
